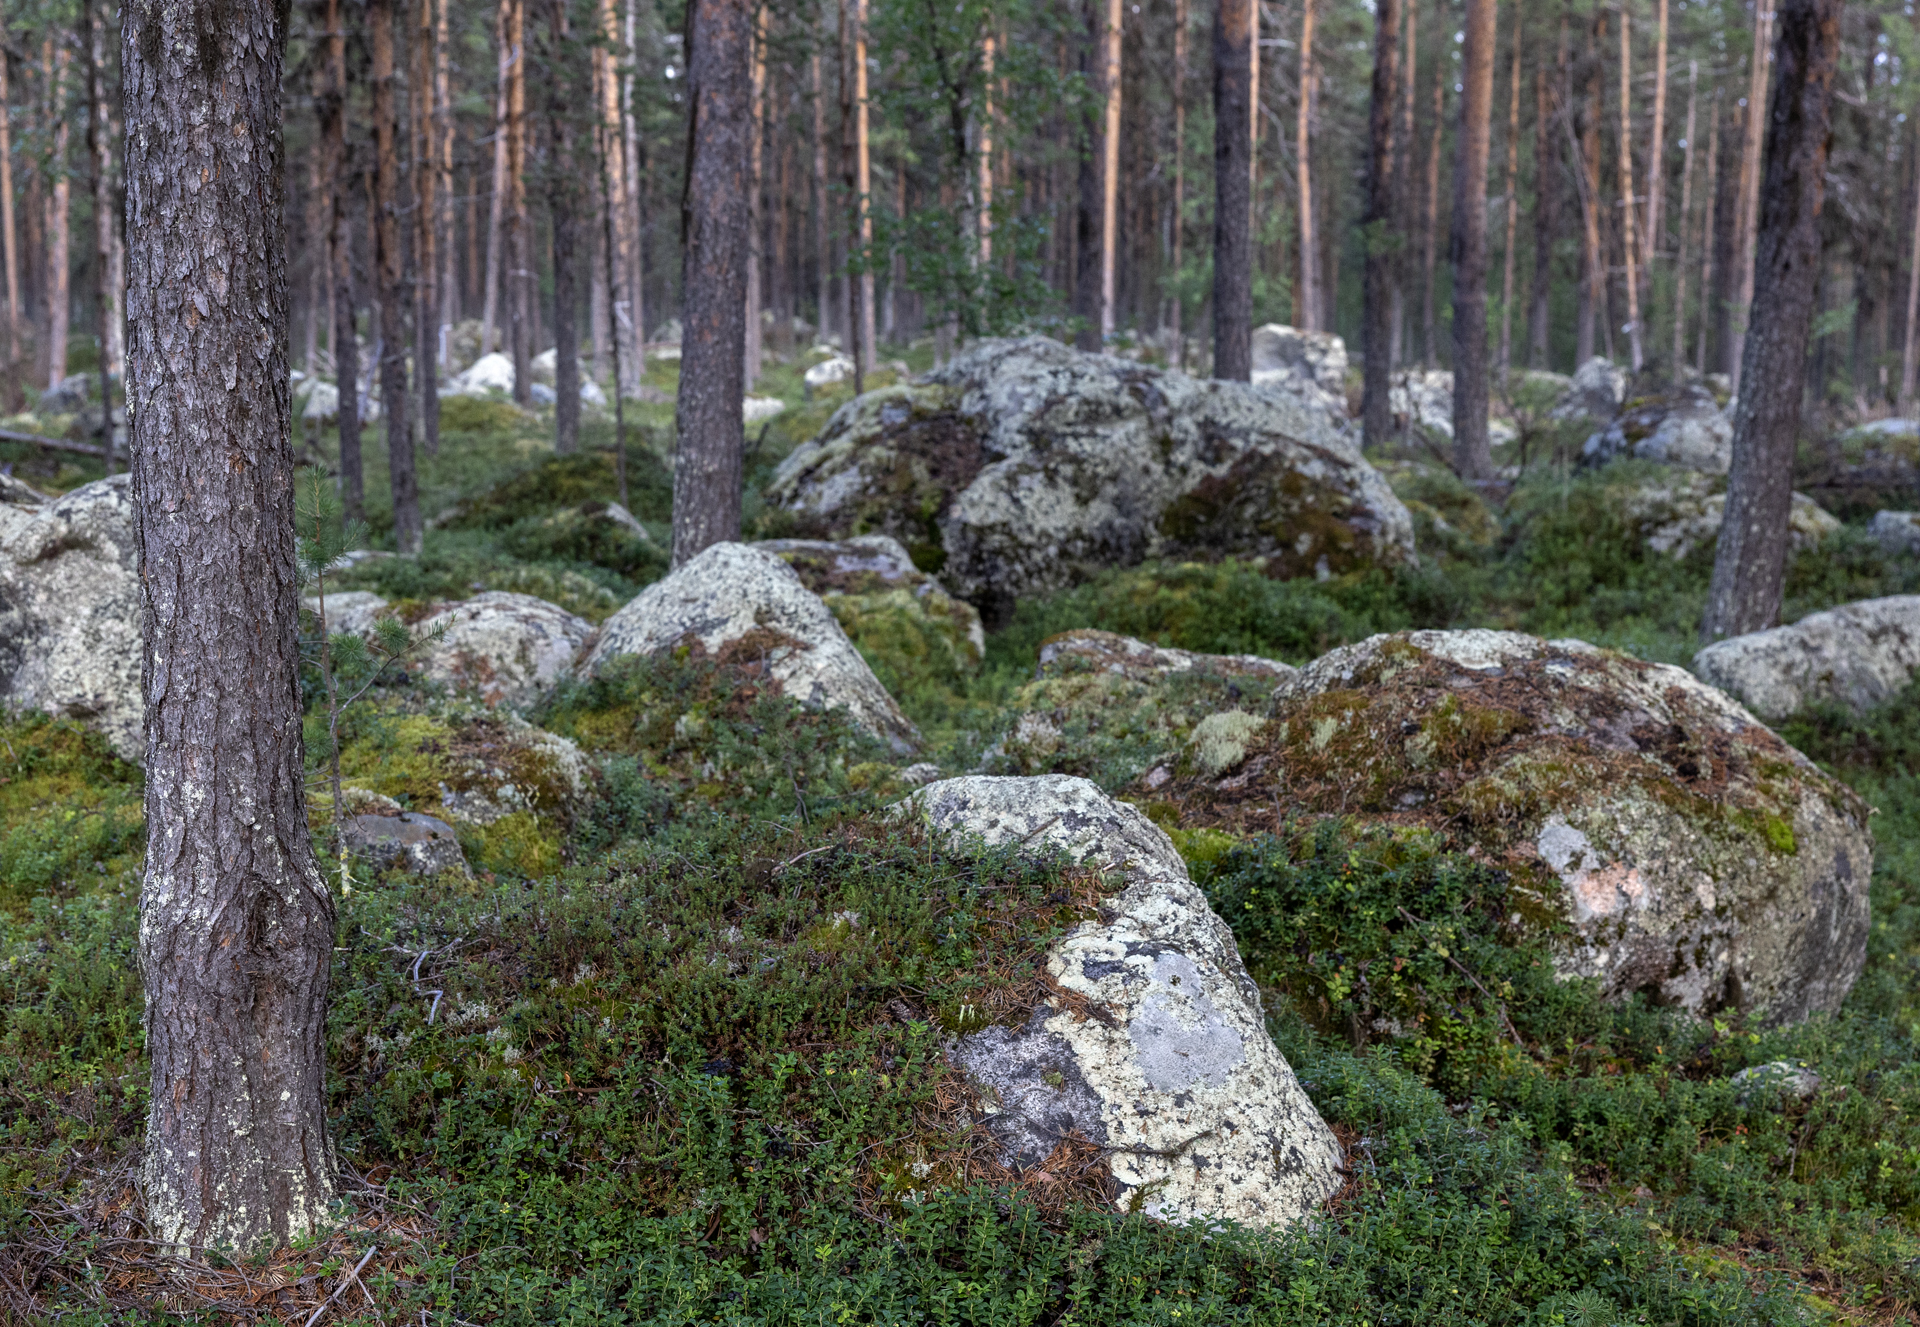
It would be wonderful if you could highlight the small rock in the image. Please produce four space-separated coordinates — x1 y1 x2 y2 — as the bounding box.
803 355 855 394
1732 1060 1822 1105
1583 384 1732 473
744 395 786 423
896 761 945 787
584 541 919 752
529 382 557 405
300 379 341 423
1036 629 1295 685
347 811 469 878
756 533 985 676
902 774 1343 1228
38 373 93 416
1553 357 1628 422
1868 510 1920 555
1694 595 1920 721
1250 324 1348 396
304 589 390 638
445 352 516 397
412 591 594 708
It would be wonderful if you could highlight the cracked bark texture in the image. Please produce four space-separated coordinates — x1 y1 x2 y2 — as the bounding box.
1210 0 1250 382
124 0 337 1253
1701 0 1840 643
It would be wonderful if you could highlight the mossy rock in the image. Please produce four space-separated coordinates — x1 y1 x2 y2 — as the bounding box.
983 629 1293 792
1151 628 1872 1026
309 703 591 880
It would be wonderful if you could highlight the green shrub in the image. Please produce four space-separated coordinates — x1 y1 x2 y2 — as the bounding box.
441 447 673 529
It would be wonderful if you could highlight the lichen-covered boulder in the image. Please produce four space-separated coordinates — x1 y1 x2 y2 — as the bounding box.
1623 472 1839 559
985 630 1294 789
1869 510 1920 555
1582 385 1733 473
755 534 985 684
584 541 918 752
767 337 1412 618
304 589 391 638
1251 324 1348 396
0 475 142 761
412 591 593 708
901 774 1342 1227
1553 356 1628 423
1159 630 1871 1025
346 810 470 878
1693 596 1920 721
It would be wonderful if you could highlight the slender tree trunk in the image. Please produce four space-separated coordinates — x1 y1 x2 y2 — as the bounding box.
1361 0 1400 448
0 46 16 364
1618 6 1643 373
1529 19 1563 369
1643 0 1668 334
1575 15 1603 366
1392 0 1415 369
1073 0 1104 352
321 0 362 520
435 0 456 348
1497 21 1520 376
125 0 336 1255
545 0 581 452
482 0 511 356
1673 59 1697 376
415 0 440 455
45 39 69 391
1702 0 1840 642
1212 0 1251 380
1728 2 1774 398
810 50 832 342
84 0 119 469
1420 38 1443 367
304 156 325 374
1099 0 1120 343
597 0 636 391
622 0 644 345
1295 0 1316 332
1169 0 1187 367
1449 0 1496 477
1902 115 1920 408
371 0 421 554
1699 91 1722 374
745 6 765 385
978 33 995 268
672 0 751 565
851 0 875 373
507 0 530 404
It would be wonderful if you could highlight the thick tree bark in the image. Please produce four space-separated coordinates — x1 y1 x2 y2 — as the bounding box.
1702 0 1840 643
124 0 336 1254
1449 0 1496 478
1295 0 1316 332
1727 3 1774 397
545 0 581 453
1211 0 1251 380
321 0 362 521
45 39 70 390
1360 0 1399 448
371 0 421 554
672 0 751 565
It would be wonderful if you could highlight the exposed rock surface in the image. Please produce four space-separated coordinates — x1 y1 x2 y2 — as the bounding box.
412 591 594 707
986 630 1295 790
1553 357 1628 422
1159 629 1871 1025
1693 596 1920 721
347 811 469 878
0 475 142 761
768 337 1413 615
1732 1060 1822 1105
1582 385 1733 472
1623 472 1839 559
1869 510 1920 555
304 589 390 638
903 774 1342 1227
1251 324 1348 396
446 352 517 396
756 534 985 678
584 541 919 751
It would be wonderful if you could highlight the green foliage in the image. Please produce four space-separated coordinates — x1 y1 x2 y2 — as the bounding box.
0 714 143 914
330 528 635 622
440 447 673 530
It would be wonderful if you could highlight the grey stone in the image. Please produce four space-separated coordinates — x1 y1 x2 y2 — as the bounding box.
1731 1060 1822 1105
38 373 93 416
412 591 594 708
1582 384 1733 472
1036 628 1295 685
1869 510 1920 555
1693 596 1920 721
1623 472 1839 559
1554 356 1628 422
755 533 986 672
0 475 142 761
347 811 469 878
304 589 390 638
584 541 919 752
769 336 1413 611
903 774 1343 1228
1250 323 1348 396
1259 629 1873 1025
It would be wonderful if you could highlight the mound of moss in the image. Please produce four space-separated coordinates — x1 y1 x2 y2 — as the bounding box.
0 714 143 915
439 448 673 531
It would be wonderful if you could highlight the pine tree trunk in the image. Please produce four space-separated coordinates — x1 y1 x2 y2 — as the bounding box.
851 0 875 373
1702 0 1841 642
672 0 751 565
1073 0 1104 353
1672 60 1697 375
1360 0 1399 448
545 0 581 453
622 0 644 345
1575 15 1603 367
507 0 531 406
810 50 833 343
1529 19 1563 369
1700 92 1723 373
1420 36 1443 368
125 0 336 1255
414 0 440 456
1169 0 1187 367
1617 6 1643 373
1295 0 1317 333
45 39 69 391
1643 0 1669 340
1902 118 1920 408
1727 3 1774 398
745 7 766 385
371 0 421 554
1498 22 1520 377
1098 0 1121 344
1391 0 1415 369
1449 0 1496 477
321 0 362 520
1211 0 1251 380
83 0 119 467
0 45 17 363
482 0 511 355
435 0 456 342
597 0 636 392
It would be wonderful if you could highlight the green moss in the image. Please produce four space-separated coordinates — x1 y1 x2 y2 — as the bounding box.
0 714 144 915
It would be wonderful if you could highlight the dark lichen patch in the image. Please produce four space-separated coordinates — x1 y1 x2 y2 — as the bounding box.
1156 447 1383 578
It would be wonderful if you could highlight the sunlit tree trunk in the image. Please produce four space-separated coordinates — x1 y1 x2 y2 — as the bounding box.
1098 0 1120 344
1497 22 1520 377
125 0 336 1256
597 0 637 392
414 0 440 455
1360 0 1400 448
1212 0 1251 380
0 44 17 364
1618 5 1643 373
1728 2 1774 397
1295 0 1316 332
45 38 69 390
481 0 511 356
1449 0 1496 478
321 0 362 520
1672 59 1698 376
1169 0 1187 367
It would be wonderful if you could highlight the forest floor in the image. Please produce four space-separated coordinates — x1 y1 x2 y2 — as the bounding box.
4 344 1920 1323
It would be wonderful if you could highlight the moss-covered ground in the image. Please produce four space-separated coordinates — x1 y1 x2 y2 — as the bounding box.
4 359 1920 1321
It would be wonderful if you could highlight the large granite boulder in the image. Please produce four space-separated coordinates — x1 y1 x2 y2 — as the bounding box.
1582 384 1733 473
756 534 985 682
767 337 1413 618
583 541 918 751
1623 472 1839 559
1694 597 1920 721
1868 510 1920 555
985 630 1296 788
0 475 142 761
903 774 1343 1227
1158 630 1871 1025
1250 324 1349 426
412 591 593 708
1553 356 1628 423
